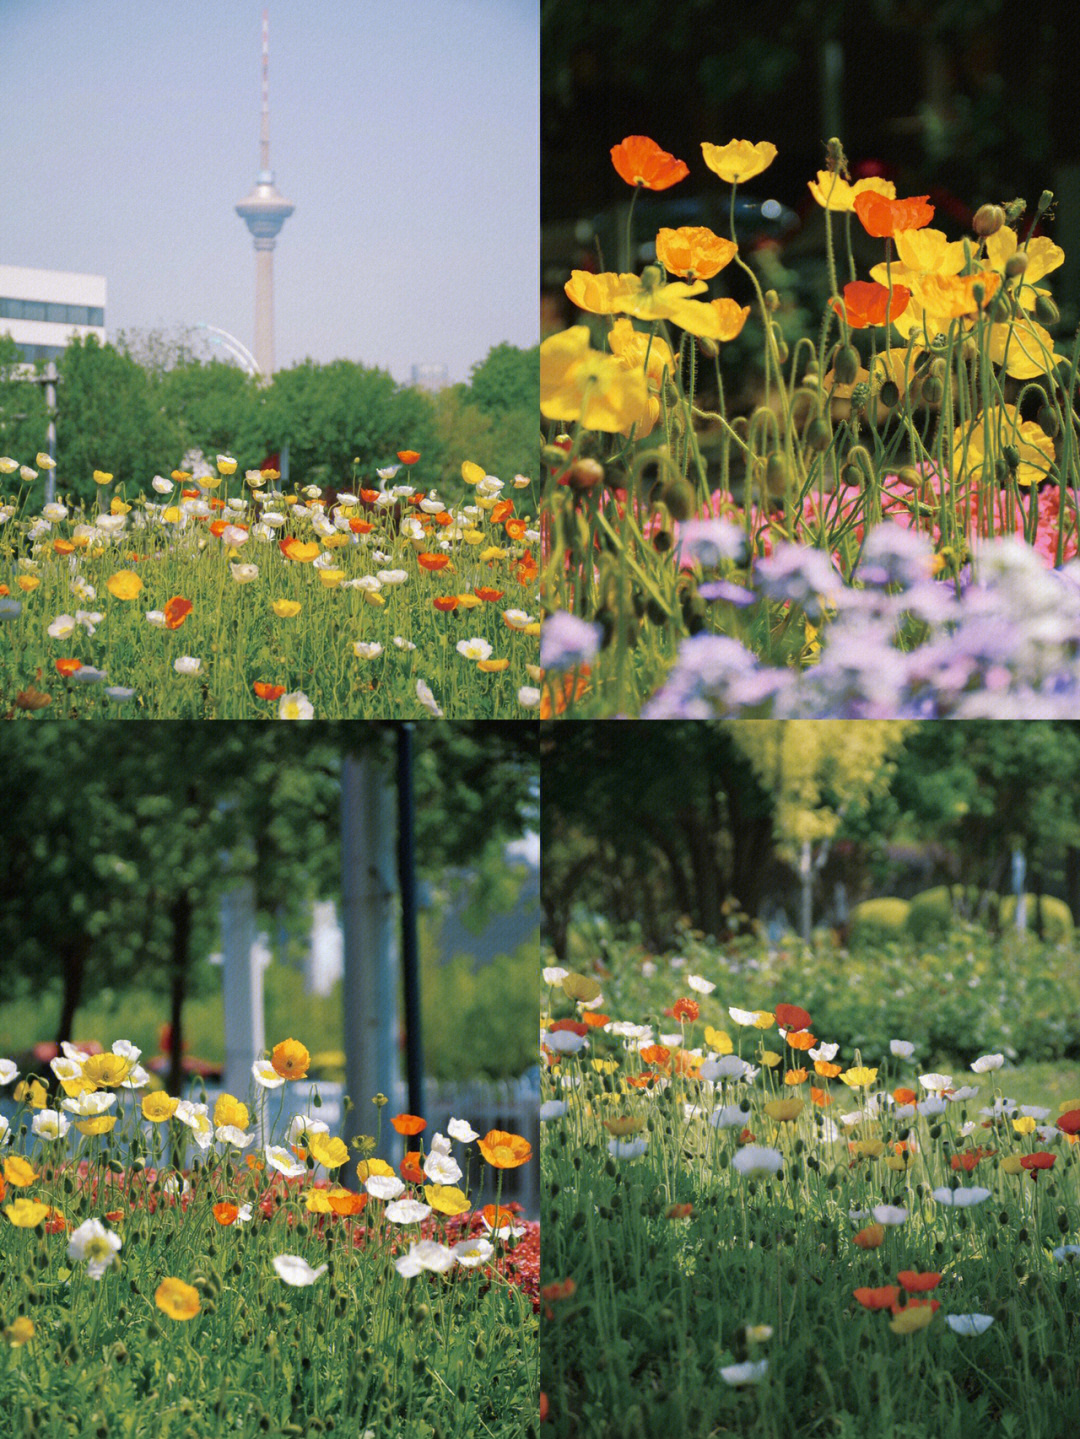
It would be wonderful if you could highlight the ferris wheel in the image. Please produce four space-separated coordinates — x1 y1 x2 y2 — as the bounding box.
191 323 261 377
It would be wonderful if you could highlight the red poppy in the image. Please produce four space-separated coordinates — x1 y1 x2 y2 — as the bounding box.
951 1147 995 1172
55 658 82 677
890 1296 940 1316
163 596 193 630
830 280 910 329
854 1285 901 1310
391 1113 426 1136
540 1393 549 1423
541 1278 576 1302
610 135 690 191
1057 1109 1080 1135
774 1004 811 1031
672 998 699 1023
349 518 374 534
418 553 450 572
433 596 458 612
396 450 421 464
548 1019 589 1036
474 587 504 602
253 682 286 701
853 191 935 239
359 488 380 503
665 1202 694 1220
1019 1152 1056 1172
897 1270 942 1293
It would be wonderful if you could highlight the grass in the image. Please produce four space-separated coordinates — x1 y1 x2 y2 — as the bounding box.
540 944 1080 1439
0 462 539 718
0 1041 539 1439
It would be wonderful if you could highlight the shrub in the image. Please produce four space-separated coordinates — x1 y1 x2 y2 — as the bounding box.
848 897 910 947
999 893 1073 943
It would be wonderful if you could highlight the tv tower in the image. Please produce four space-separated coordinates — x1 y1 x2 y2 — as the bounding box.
234 10 293 379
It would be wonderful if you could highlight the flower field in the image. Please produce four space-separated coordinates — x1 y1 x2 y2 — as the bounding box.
540 134 1080 718
0 455 540 718
0 1038 538 1438
540 957 1080 1438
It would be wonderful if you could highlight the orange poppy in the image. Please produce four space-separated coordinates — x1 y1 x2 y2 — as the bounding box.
548 1018 589 1035
815 1060 842 1078
279 537 321 562
55 658 82 677
897 1271 941 1293
400 1151 425 1184
672 998 699 1022
478 1129 532 1169
540 667 590 719
665 1202 694 1220
951 1147 995 1172
396 450 421 464
893 1087 918 1105
610 135 690 191
164 596 193 629
327 1188 367 1216
504 518 528 541
212 1202 238 1226
0 586 7 597
253 682 286 701
810 1086 832 1107
784 1068 808 1085
482 1204 518 1230
490 500 514 525
270 1038 310 1080
391 1113 426 1136
433 596 459 612
104 1208 123 1223
1019 1152 1056 1172
639 1045 671 1066
625 1072 656 1090
474 587 504 602
580 1011 610 1028
245 1156 265 1171
418 553 449 571
854 1286 901 1310
53 538 75 555
853 1224 885 1249
432 511 453 526
853 191 934 239
209 519 228 537
349 518 374 533
774 1004 811 1031
830 280 911 329
541 1278 577 1302
786 1030 817 1051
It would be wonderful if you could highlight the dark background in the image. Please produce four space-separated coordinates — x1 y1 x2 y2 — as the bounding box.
542 1 1080 346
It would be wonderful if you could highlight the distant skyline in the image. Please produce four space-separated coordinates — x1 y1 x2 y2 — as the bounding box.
0 1 538 385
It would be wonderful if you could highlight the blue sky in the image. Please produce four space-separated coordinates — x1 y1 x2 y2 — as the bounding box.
0 0 538 384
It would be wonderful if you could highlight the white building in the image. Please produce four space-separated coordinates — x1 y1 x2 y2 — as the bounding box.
0 264 107 363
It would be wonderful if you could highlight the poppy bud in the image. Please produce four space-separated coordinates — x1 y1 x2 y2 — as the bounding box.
765 454 788 495
765 289 780 312
568 458 604 492
849 382 870 414
1037 405 1059 436
1034 292 1060 327
879 379 900 409
1003 445 1021 471
653 528 674 553
661 480 694 521
994 458 1009 484
697 334 719 358
1037 188 1054 215
646 596 668 627
973 203 1005 237
1003 198 1026 225
835 345 860 385
1004 250 1028 278
805 416 832 451
640 264 663 292
922 376 944 405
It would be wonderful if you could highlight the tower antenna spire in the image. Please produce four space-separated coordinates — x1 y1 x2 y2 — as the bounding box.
235 8 294 379
260 8 270 176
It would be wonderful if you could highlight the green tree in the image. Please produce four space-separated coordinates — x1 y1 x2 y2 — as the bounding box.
467 343 539 416
237 359 441 491
55 335 180 500
158 360 261 462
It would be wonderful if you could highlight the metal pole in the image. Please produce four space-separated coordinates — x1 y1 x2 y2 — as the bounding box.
398 725 423 1120
45 362 57 506
341 752 397 1176
220 881 265 1133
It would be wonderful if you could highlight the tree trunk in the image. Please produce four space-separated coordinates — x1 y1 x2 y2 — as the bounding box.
681 809 722 937
55 935 90 1049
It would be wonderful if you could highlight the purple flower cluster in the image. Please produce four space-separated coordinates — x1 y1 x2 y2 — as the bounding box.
643 523 1080 718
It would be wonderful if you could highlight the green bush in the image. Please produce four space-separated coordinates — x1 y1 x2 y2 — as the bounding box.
999 893 1073 943
848 897 910 947
906 885 980 941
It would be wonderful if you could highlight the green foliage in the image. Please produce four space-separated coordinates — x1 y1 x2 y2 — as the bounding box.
906 885 972 942
848 896 910 946
55 335 180 500
238 357 440 491
157 359 261 462
467 342 539 416
421 941 536 1081
0 335 49 485
999 893 1073 943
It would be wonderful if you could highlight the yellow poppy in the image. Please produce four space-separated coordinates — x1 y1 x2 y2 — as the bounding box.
271 600 302 618
807 171 895 212
155 1277 201 1321
81 1053 133 1087
654 227 737 280
106 570 143 600
952 405 1054 488
270 1038 310 1080
424 1184 470 1216
307 1133 349 1169
540 326 650 434
142 1092 179 1123
3 1198 50 1227
212 1094 249 1130
701 139 777 185
3 1156 37 1187
563 270 645 315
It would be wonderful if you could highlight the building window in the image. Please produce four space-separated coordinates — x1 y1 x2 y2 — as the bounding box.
88 307 105 327
66 305 89 325
46 302 67 323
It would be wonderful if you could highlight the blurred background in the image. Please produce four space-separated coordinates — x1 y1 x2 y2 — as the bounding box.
0 722 539 1211
542 1 1079 421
